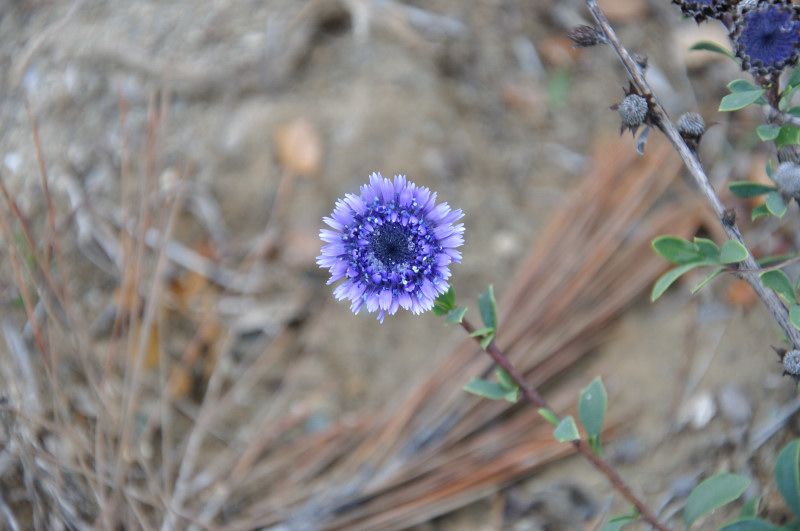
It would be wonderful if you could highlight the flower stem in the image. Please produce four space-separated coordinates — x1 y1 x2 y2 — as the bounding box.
584 0 800 350
459 317 670 531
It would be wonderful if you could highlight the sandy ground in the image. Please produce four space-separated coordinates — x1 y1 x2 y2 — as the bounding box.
1 0 799 529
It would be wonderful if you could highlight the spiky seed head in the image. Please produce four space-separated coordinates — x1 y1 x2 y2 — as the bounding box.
773 161 800 197
567 25 606 48
617 94 648 128
677 112 706 137
783 349 800 376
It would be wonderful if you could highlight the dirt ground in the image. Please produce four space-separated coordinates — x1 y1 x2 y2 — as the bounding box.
2 0 800 529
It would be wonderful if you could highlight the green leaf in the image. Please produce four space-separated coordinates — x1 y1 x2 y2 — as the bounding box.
787 66 800 89
740 497 760 519
777 126 800 149
600 514 639 531
781 84 800 111
767 159 775 179
478 285 498 331
469 327 495 337
691 266 726 294
760 270 797 304
445 306 468 325
433 286 456 314
766 191 788 217
728 79 758 93
720 519 780 531
729 181 777 198
719 89 766 112
464 378 517 402
694 237 721 260
496 368 516 391
720 241 749 264
752 204 770 221
651 261 719 301
775 439 800 518
652 235 705 264
480 333 494 350
684 473 751 529
578 377 607 444
690 40 735 60
553 416 580 442
758 124 782 141
790 305 800 331
538 408 560 426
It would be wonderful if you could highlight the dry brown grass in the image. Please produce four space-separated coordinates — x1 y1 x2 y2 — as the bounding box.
0 88 704 531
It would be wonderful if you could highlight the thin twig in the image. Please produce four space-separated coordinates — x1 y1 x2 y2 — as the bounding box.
459 317 670 531
584 0 800 350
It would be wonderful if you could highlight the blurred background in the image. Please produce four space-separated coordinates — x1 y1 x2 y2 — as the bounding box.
1 0 797 529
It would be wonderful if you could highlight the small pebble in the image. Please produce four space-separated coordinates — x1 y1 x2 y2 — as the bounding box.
718 384 753 426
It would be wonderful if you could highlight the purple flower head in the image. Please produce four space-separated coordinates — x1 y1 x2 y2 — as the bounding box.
318 173 464 322
732 1 800 78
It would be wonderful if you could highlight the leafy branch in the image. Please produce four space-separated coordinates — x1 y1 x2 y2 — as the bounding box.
583 0 800 351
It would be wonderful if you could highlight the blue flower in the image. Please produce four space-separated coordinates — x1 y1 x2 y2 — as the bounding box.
732 1 800 78
318 173 464 322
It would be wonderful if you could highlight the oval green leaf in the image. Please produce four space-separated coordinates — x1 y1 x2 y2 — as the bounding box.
739 497 760 519
729 181 777 198
694 237 722 260
578 377 607 441
790 305 800 331
553 416 580 442
464 378 511 401
445 306 468 325
760 270 797 304
766 191 788 218
478 284 498 331
684 473 751 529
777 125 800 149
496 368 516 391
690 40 735 60
728 79 758 93
652 235 703 264
651 262 718 301
751 204 770 221
774 439 800 518
719 89 766 111
434 285 456 313
691 266 726 294
719 241 749 264
757 124 782 141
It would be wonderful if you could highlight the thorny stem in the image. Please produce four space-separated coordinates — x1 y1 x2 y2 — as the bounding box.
584 0 800 350
459 317 670 531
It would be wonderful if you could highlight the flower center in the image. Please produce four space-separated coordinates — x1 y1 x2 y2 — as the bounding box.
371 223 414 266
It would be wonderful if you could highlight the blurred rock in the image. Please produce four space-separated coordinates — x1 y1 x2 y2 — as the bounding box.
677 391 717 430
273 116 323 177
718 384 753 426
